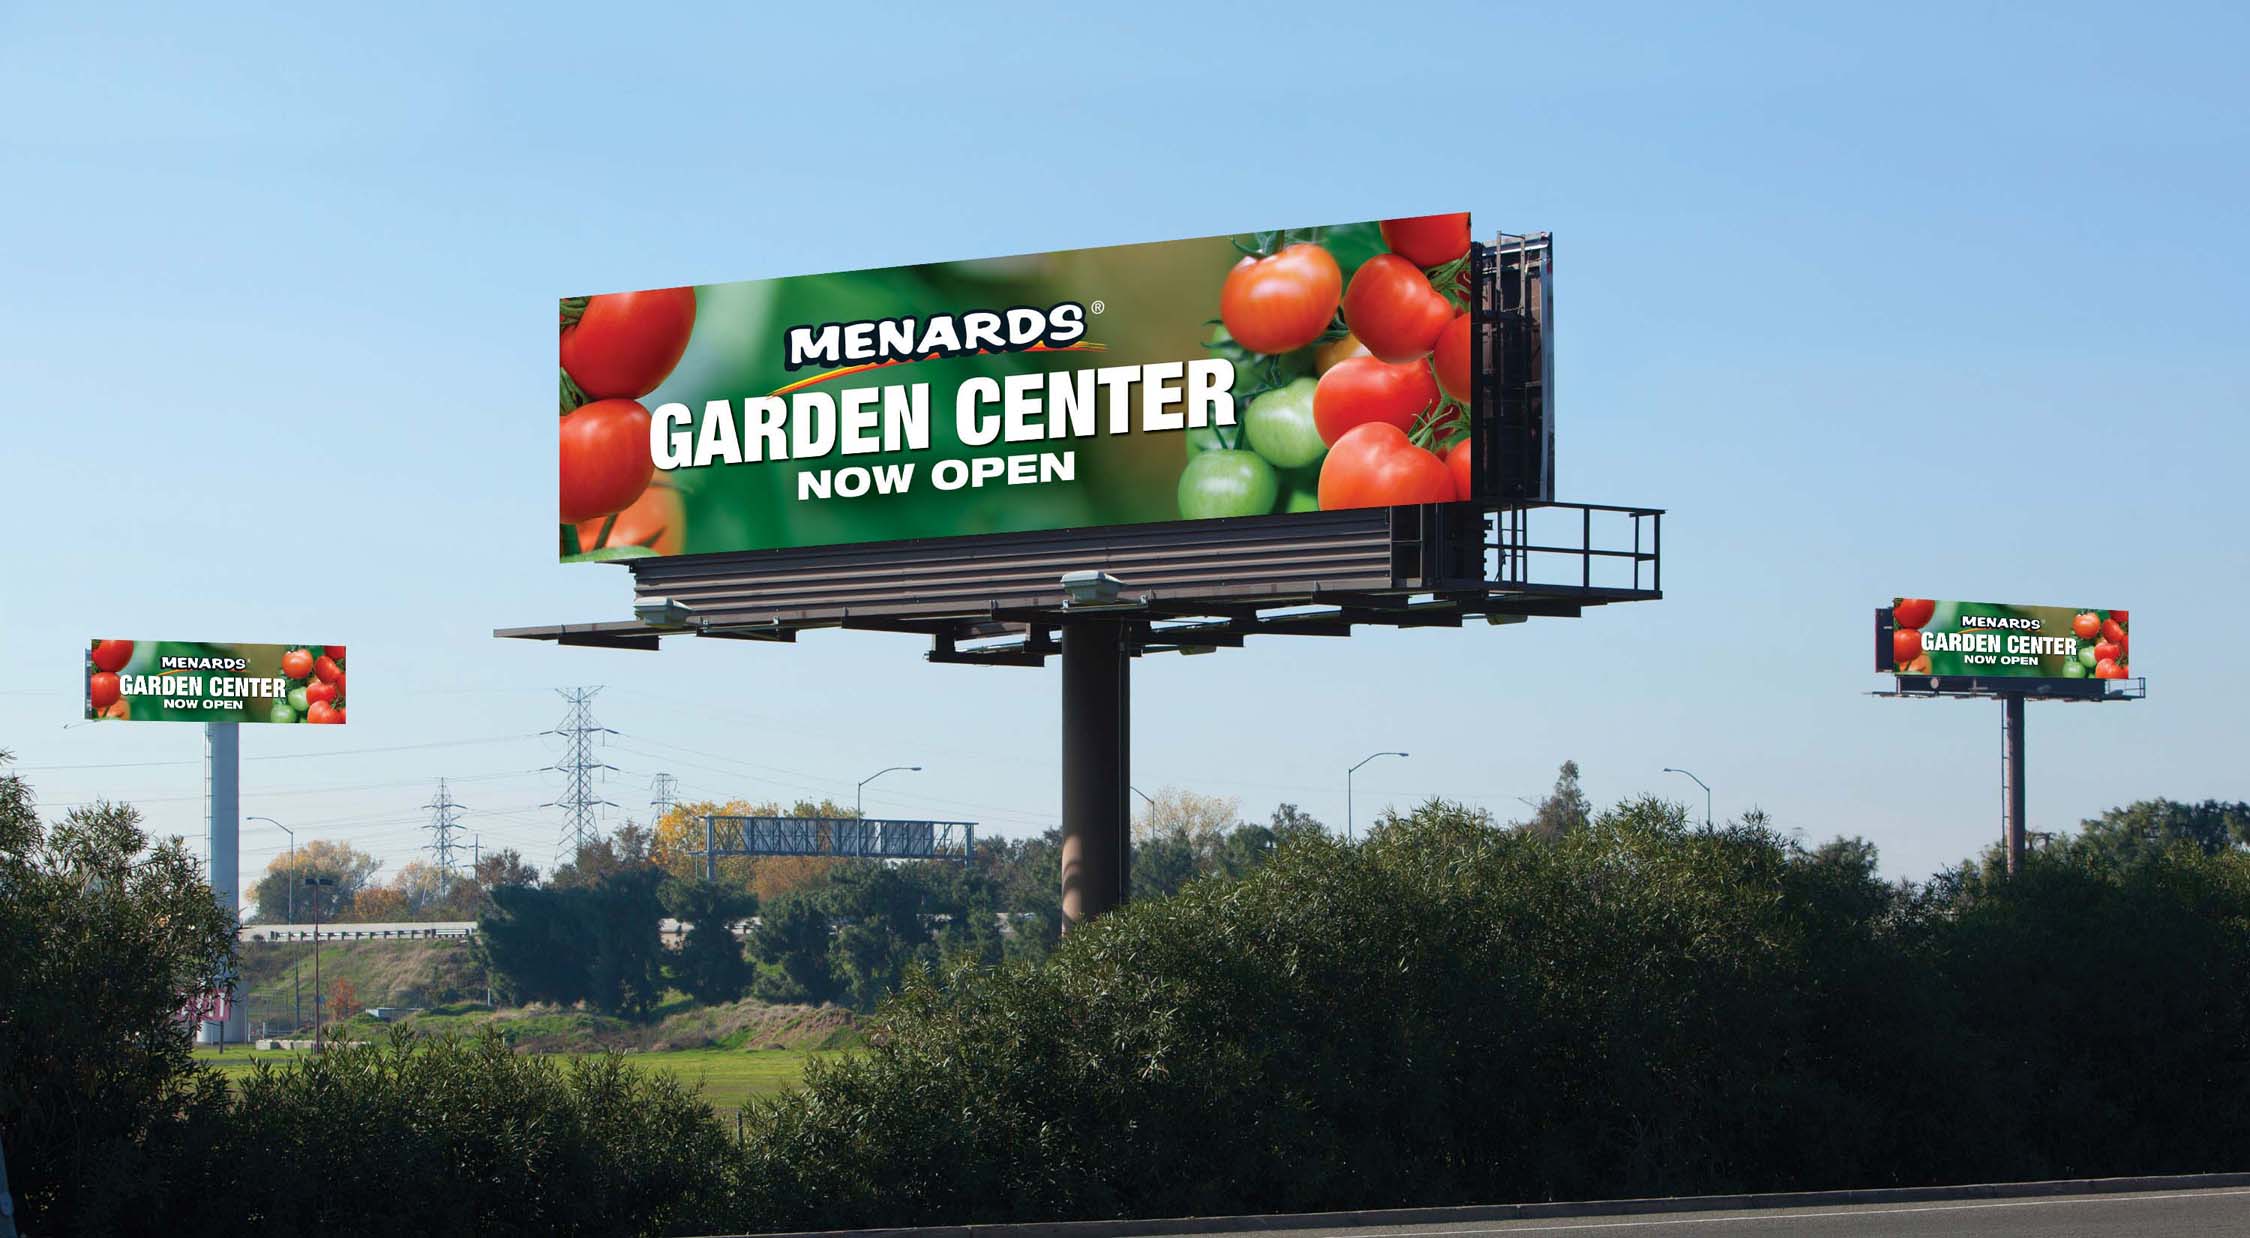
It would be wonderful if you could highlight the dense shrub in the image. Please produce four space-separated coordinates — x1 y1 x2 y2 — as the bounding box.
728 798 2250 1230
11 787 2250 1236
183 1030 737 1238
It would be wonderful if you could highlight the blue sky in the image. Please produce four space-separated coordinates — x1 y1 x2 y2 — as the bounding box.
2 3 2244 894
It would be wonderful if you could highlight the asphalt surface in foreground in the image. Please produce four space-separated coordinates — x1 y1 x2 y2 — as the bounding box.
1231 1186 2250 1237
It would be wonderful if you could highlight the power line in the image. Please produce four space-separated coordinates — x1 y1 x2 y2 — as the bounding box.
14 733 543 772
544 687 616 857
650 771 679 818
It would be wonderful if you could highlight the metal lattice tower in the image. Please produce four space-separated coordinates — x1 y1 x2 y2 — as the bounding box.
545 686 618 856
423 778 468 888
650 772 679 818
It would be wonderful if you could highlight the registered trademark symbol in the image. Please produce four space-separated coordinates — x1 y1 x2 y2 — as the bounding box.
1090 300 1105 314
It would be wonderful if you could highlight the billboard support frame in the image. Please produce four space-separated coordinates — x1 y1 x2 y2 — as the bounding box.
1873 607 2145 875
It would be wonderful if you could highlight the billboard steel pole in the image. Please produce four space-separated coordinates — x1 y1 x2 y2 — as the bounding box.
1060 622 1129 930
2003 694 2027 876
201 721 246 1045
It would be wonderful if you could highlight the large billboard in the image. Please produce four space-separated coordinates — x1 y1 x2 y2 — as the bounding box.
557 215 1485 561
85 640 349 724
1882 599 2131 680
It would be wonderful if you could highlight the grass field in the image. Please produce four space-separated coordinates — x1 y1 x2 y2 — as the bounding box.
192 1045 838 1114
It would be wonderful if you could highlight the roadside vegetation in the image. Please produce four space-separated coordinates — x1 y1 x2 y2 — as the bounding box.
5 747 2247 1236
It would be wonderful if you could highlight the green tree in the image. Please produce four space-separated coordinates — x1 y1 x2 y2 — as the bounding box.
751 891 840 1005
476 864 667 1017
585 866 667 1018
0 754 236 1233
1526 759 1591 838
665 879 755 1005
2063 798 2250 867
826 863 941 1010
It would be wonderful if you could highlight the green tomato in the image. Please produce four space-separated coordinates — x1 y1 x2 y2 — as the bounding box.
1242 377 1325 470
269 700 300 724
2059 657 2088 679
287 686 309 712
2077 643 2099 669
1178 450 1278 520
1184 424 1227 459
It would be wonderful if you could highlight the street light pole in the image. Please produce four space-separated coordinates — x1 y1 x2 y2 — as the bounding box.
855 764 922 819
1662 767 1713 828
304 875 335 1048
1347 751 1409 841
249 816 294 1037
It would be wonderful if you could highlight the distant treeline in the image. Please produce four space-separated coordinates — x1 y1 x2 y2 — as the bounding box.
474 799 1327 1016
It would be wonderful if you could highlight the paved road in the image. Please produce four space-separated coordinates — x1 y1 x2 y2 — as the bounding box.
1236 1186 2250 1237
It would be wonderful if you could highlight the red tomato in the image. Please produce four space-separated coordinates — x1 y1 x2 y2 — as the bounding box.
2093 638 2121 664
1433 313 1472 402
335 706 346 724
2110 631 2127 656
1342 254 1456 363
306 680 339 707
1446 438 1473 500
1313 356 1438 445
561 287 697 399
307 700 341 724
1893 628 1923 665
1219 244 1342 355
2108 609 2128 624
2101 618 2125 644
282 648 314 680
560 399 655 524
89 671 121 711
1891 598 1936 630
325 645 346 659
575 480 685 556
2094 658 2127 680
91 640 134 673
333 671 346 699
1380 213 1471 269
313 655 341 684
2072 612 2101 641
1317 423 1456 509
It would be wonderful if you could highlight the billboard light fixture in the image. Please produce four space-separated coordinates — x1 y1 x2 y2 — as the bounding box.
1060 571 1125 607
633 596 696 627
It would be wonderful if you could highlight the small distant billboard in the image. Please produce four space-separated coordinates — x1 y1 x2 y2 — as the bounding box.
86 640 349 724
1880 600 2130 681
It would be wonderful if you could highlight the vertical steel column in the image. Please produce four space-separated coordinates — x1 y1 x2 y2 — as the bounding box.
2002 694 2027 876
201 722 246 1044
704 815 717 882
1060 621 1129 929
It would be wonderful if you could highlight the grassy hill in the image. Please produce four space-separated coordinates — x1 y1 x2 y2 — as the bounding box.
236 937 484 1034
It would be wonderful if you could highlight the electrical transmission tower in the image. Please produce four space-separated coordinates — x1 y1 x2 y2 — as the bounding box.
545 686 618 857
650 772 679 818
423 778 467 890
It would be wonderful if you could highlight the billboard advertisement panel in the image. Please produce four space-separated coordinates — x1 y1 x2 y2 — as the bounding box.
1882 600 2131 680
85 640 349 724
557 215 1485 561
